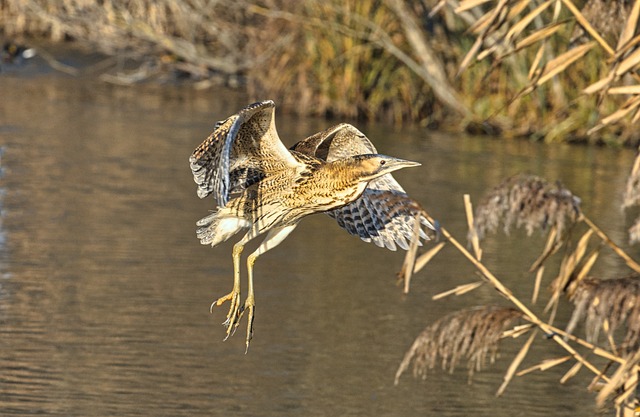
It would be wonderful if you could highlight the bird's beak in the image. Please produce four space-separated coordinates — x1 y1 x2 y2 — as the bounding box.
400 159 421 168
387 158 421 170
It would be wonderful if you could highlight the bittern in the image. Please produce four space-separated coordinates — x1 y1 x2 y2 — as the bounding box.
190 100 433 351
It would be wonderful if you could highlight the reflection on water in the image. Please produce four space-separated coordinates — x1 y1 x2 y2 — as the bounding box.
0 73 637 416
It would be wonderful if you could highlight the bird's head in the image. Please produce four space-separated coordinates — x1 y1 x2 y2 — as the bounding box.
348 154 421 182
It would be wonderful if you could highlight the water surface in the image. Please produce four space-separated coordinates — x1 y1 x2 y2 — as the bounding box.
0 71 637 416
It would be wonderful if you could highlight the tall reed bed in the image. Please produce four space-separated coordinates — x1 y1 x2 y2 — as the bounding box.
247 0 640 143
245 1 444 124
2 0 640 142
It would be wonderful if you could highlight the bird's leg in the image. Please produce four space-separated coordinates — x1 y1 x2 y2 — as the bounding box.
211 242 244 339
238 224 298 352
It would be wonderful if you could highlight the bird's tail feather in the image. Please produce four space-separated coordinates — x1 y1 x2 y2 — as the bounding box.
196 210 249 246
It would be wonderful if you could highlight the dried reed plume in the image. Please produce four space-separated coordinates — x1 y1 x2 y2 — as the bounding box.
473 174 581 242
394 306 523 385
565 276 640 355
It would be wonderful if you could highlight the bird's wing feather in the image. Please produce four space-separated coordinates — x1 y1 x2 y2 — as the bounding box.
189 100 300 205
327 189 434 251
292 123 434 249
290 123 377 161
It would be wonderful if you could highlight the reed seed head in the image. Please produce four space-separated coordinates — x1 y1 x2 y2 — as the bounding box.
565 276 640 355
473 174 581 242
395 306 524 384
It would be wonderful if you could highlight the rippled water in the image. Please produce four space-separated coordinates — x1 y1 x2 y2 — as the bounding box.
0 69 637 416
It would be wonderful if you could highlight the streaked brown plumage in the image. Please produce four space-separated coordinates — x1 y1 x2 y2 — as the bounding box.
189 100 433 351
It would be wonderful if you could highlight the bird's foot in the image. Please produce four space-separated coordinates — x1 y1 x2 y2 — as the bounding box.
209 290 255 350
210 290 242 339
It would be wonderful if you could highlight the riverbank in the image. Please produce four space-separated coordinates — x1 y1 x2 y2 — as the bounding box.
2 0 639 146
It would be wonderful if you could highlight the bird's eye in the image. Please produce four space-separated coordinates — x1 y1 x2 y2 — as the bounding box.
380 160 386 166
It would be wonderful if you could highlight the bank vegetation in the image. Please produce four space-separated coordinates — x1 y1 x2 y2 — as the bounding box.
1 0 639 143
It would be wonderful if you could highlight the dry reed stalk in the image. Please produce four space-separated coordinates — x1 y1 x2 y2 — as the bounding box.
516 355 573 376
464 194 482 260
394 306 524 384
511 41 596 104
532 265 544 303
565 276 640 355
560 0 615 55
570 0 630 47
578 0 640 134
473 174 581 242
596 349 640 410
432 281 484 300
529 225 560 272
581 215 640 273
399 213 422 294
398 208 441 293
559 360 583 384
545 229 595 315
413 241 446 274
497 329 537 395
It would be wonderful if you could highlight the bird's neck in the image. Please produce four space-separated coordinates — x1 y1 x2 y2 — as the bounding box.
286 159 372 211
323 159 371 186
311 160 373 206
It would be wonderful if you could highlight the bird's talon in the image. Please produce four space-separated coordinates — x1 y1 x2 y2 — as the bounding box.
244 300 255 352
211 289 243 334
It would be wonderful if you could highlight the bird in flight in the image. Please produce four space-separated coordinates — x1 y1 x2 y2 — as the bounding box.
189 100 433 351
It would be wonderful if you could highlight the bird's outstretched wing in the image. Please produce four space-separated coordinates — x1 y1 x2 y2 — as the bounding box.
190 100 300 206
291 123 435 250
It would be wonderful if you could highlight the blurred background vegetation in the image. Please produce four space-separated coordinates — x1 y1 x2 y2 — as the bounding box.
1 0 639 145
